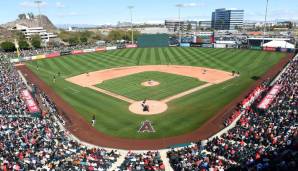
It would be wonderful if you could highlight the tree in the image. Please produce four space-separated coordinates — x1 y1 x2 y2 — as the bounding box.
80 36 88 44
68 37 79 46
106 29 140 42
79 31 93 39
31 35 41 49
91 32 104 41
16 31 26 41
18 13 26 20
288 22 293 29
1 41 16 52
18 40 30 50
187 23 192 31
28 12 34 19
58 30 95 45
107 30 123 41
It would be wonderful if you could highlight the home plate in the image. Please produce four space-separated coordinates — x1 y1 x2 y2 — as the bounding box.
129 100 168 115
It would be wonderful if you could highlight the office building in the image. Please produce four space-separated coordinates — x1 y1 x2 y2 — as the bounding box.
211 8 244 30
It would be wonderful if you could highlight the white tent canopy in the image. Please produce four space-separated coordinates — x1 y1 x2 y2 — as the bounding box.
262 40 295 49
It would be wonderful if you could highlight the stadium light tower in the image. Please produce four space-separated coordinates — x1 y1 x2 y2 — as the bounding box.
128 6 134 44
262 0 269 46
35 0 43 27
176 4 183 44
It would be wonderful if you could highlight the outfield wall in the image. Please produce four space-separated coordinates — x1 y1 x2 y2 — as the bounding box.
10 44 294 63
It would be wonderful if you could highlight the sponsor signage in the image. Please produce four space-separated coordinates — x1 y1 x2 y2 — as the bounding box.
263 47 276 52
95 47 106 52
258 85 282 109
180 43 190 47
83 48 96 53
125 44 138 48
71 50 84 55
60 50 71 56
46 52 60 58
106 46 117 50
21 89 40 113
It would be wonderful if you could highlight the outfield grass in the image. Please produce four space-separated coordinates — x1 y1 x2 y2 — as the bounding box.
96 71 205 101
25 47 284 139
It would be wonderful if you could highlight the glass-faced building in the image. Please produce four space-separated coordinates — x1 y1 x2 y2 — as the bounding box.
211 8 244 30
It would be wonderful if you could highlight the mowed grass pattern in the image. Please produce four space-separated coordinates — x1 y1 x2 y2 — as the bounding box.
26 48 284 139
96 71 205 101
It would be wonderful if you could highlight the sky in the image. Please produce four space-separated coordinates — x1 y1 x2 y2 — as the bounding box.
0 0 297 25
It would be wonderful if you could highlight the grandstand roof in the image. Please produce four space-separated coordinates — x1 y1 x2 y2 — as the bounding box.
262 40 295 49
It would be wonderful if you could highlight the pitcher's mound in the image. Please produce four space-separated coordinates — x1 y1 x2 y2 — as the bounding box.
141 80 160 87
129 100 168 115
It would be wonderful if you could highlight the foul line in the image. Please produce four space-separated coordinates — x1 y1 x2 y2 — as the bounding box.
88 86 135 103
161 83 213 103
221 84 235 90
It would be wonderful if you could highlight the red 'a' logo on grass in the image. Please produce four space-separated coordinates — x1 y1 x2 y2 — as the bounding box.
138 120 155 133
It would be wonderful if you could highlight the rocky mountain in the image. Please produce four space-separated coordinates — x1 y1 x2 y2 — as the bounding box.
0 27 13 42
2 14 56 31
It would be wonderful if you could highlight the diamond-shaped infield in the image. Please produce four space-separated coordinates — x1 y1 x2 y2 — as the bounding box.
96 71 206 101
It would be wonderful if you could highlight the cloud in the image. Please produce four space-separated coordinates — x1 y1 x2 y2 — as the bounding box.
176 2 204 8
19 1 48 8
182 3 198 7
56 2 65 8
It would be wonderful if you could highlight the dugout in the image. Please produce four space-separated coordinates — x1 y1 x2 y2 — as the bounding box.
137 34 169 48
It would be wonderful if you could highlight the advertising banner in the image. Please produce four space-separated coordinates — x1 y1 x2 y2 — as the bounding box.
36 55 46 60
10 58 20 63
71 50 84 55
250 46 262 50
46 52 60 58
106 46 117 51
95 47 106 52
180 43 190 47
31 56 37 60
21 89 40 113
24 56 32 61
125 44 138 48
214 44 226 48
263 47 276 52
60 50 71 56
280 48 288 52
201 44 213 48
258 85 282 109
83 48 96 53
190 43 202 47
194 35 212 44
22 89 32 100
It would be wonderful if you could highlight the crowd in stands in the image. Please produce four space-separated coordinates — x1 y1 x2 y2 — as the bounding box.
0 43 104 58
0 57 27 115
0 57 121 170
168 56 298 171
167 142 230 170
119 151 165 171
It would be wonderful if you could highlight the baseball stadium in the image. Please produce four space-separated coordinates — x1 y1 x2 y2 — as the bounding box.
20 48 284 143
1 0 298 170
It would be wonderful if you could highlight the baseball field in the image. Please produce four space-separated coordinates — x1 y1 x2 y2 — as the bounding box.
25 47 284 139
